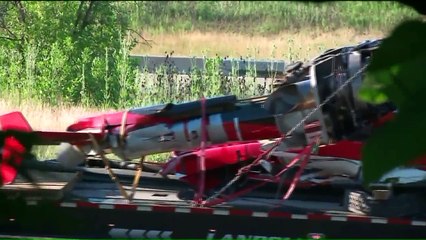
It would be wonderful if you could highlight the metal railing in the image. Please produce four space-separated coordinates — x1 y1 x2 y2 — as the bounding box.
130 55 287 77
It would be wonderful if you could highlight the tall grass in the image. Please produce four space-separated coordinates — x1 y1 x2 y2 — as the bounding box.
131 1 420 35
132 29 384 61
0 95 113 159
134 55 272 107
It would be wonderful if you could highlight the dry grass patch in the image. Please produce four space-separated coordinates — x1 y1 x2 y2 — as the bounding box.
1 97 111 159
0 98 110 131
133 28 385 61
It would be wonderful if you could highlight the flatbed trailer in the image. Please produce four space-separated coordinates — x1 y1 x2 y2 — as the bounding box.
1 160 426 239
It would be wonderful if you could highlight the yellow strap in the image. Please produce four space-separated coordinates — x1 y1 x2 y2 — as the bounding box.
129 156 145 202
89 134 131 202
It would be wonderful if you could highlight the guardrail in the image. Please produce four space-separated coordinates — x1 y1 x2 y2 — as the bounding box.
130 55 287 77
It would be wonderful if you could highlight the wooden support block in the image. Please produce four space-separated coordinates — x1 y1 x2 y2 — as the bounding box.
0 170 81 200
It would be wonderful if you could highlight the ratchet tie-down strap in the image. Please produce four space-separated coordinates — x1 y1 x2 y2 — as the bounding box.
203 136 320 207
86 110 145 203
119 110 145 201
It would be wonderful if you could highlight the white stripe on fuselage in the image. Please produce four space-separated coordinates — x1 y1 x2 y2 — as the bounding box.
233 117 243 141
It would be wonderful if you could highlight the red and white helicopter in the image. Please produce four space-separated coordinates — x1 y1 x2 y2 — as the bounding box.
1 39 425 206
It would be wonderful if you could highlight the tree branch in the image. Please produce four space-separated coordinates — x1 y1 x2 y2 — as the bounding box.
0 21 19 41
80 1 94 32
0 3 19 41
127 28 154 48
0 35 19 41
14 1 26 24
73 1 85 37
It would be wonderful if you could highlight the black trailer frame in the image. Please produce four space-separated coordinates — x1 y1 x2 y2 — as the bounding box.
1 164 426 239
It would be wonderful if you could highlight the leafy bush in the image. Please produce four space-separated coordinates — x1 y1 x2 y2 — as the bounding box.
0 2 139 108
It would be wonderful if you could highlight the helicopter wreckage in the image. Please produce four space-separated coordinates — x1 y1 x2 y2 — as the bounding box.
1 39 426 238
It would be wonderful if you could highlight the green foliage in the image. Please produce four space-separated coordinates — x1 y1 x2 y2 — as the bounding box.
0 1 139 108
359 20 426 184
131 1 421 34
132 55 272 108
0 0 273 111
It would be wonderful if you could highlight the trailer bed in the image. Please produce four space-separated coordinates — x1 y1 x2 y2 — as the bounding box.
1 162 426 239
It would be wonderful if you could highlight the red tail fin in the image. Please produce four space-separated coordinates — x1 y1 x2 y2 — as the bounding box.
0 111 32 132
0 111 33 186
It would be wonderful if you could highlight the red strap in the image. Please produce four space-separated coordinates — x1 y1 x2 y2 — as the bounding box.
194 97 207 204
203 142 315 207
282 144 313 200
204 181 267 207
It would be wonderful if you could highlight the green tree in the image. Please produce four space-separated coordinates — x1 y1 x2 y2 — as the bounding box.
0 1 141 107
